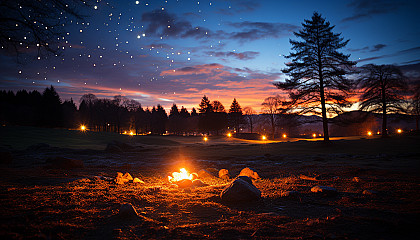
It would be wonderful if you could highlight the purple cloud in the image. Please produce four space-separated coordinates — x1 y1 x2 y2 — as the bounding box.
205 51 260 60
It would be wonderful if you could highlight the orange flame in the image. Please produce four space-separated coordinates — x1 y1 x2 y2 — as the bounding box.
168 168 193 182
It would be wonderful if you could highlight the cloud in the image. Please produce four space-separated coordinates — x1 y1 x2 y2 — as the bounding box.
342 0 403 22
371 44 387 52
228 21 298 41
205 51 259 60
141 10 296 42
348 43 387 52
141 9 211 39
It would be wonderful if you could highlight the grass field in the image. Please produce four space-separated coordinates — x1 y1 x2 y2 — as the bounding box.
1 126 419 239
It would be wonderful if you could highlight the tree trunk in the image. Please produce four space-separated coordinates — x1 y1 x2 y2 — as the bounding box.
319 70 329 142
270 114 275 139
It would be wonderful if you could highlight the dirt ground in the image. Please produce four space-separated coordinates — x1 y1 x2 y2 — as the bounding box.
1 128 419 239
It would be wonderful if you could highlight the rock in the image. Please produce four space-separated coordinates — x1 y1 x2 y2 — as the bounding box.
191 179 208 187
118 203 139 218
45 157 84 169
133 178 144 184
352 177 361 182
311 186 338 196
220 177 261 202
362 190 377 195
176 179 193 188
219 169 230 180
123 172 133 181
236 175 253 184
239 167 260 180
115 172 131 184
0 151 13 165
281 190 299 198
198 169 214 178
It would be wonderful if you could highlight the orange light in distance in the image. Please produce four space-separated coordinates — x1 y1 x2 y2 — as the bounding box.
397 129 402 134
312 133 317 138
80 125 86 131
227 133 232 137
282 134 287 138
367 131 372 136
262 135 267 140
203 136 208 141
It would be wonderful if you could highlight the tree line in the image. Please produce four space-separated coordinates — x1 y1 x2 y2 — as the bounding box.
0 86 250 136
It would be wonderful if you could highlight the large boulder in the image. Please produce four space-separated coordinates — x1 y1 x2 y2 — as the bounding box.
118 203 139 219
220 176 261 202
238 167 260 180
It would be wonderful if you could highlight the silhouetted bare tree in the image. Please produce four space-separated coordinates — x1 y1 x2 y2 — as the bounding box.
243 106 256 133
275 12 355 142
358 64 407 137
0 0 91 60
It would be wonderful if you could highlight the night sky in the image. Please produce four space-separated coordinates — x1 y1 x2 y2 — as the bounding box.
1 0 419 112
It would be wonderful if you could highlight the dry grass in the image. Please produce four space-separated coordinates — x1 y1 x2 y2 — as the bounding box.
1 127 419 239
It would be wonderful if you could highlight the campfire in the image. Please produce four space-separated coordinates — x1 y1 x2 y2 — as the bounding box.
167 168 206 188
168 168 195 183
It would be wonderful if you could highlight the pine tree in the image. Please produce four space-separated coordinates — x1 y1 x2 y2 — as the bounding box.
275 12 355 142
358 64 407 137
229 98 243 134
198 95 212 114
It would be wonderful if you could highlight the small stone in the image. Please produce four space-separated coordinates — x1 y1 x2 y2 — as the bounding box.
219 169 230 179
311 186 337 196
220 177 261 202
123 172 133 181
239 167 260 179
117 172 123 178
118 203 138 218
115 178 126 185
198 169 214 178
133 178 144 184
352 177 361 182
176 179 193 188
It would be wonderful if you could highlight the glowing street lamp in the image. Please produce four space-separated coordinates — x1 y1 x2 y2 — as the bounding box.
312 133 317 138
80 125 86 131
261 135 267 140
282 134 287 138
227 133 232 137
203 136 208 142
367 131 372 136
129 131 134 136
397 129 402 134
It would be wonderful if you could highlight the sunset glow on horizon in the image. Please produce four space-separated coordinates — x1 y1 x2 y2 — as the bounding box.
1 0 419 113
